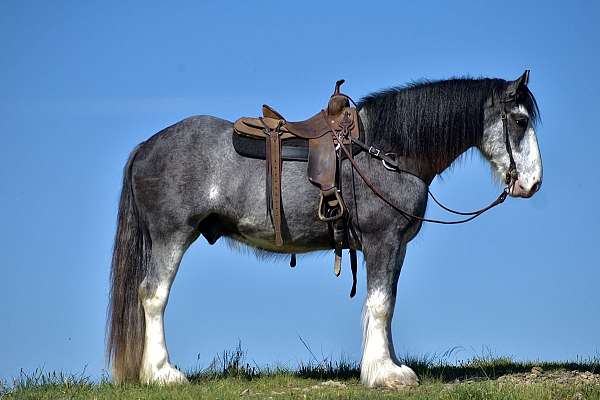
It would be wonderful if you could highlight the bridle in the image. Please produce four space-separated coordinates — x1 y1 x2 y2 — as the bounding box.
501 88 521 188
335 87 523 225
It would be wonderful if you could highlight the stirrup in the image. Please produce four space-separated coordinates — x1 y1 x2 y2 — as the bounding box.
318 190 345 222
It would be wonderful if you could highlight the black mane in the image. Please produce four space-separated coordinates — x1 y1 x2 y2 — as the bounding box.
357 78 539 172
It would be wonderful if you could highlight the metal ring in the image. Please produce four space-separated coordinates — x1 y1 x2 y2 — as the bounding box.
382 152 398 171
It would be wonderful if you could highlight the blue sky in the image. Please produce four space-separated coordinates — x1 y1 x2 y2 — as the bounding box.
1 0 599 383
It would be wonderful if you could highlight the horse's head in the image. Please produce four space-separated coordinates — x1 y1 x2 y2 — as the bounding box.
479 71 543 198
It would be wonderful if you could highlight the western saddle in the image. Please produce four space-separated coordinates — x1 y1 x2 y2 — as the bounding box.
233 80 360 296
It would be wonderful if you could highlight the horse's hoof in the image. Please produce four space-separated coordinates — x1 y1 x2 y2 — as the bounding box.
141 365 189 385
382 365 419 389
362 362 419 389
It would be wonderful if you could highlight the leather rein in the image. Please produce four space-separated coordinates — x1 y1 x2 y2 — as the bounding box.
336 93 520 225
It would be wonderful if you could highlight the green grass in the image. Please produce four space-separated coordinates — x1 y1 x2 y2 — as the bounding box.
4 374 600 400
3 347 600 400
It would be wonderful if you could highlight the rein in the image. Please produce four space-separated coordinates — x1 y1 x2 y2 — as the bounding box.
337 93 518 225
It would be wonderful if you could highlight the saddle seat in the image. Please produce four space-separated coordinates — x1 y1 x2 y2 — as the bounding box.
233 106 359 142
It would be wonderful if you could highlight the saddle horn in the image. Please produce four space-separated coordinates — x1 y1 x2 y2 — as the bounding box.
328 79 349 115
333 79 345 95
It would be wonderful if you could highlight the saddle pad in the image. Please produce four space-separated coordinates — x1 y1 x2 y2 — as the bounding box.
231 131 364 162
232 133 309 161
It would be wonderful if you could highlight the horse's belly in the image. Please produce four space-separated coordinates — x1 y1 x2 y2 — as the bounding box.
231 211 331 254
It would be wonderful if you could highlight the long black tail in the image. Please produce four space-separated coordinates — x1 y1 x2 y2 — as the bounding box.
107 144 150 383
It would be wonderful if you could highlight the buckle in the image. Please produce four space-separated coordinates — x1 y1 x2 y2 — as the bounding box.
368 146 380 157
504 166 519 185
382 152 398 171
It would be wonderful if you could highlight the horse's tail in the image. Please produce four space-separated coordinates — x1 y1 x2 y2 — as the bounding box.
107 144 149 383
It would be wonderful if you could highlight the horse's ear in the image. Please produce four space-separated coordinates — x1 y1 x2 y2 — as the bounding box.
506 69 530 97
517 69 530 88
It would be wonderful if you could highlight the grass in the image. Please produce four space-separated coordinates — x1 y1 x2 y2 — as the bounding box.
2 345 600 400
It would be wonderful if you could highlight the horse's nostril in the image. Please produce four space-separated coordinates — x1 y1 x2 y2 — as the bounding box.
531 181 541 194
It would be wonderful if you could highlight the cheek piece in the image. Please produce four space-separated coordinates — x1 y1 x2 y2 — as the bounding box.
500 109 518 186
499 69 530 187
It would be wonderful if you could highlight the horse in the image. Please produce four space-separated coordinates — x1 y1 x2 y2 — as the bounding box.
107 71 542 388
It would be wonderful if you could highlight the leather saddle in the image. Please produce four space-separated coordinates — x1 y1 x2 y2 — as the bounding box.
233 80 360 296
233 80 359 240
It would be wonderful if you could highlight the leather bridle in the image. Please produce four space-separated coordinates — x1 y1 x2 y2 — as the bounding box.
336 91 522 225
501 92 520 188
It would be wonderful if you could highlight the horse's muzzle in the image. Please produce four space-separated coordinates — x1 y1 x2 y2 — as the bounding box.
510 179 542 198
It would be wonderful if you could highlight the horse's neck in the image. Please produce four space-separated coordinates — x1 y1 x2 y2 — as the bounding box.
359 109 477 183
432 141 476 177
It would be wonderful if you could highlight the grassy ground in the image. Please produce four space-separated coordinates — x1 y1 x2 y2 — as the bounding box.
3 348 600 400
5 376 600 400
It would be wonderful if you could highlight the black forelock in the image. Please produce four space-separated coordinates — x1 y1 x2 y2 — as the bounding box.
517 85 540 124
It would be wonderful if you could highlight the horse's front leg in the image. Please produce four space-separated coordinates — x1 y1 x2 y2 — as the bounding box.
360 234 419 388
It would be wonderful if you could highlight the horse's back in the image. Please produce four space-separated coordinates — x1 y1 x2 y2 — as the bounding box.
137 115 233 157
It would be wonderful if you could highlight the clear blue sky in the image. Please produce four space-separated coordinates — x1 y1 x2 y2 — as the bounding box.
1 0 599 383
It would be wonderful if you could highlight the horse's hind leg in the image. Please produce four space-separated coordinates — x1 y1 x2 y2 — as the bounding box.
138 236 189 384
361 239 419 388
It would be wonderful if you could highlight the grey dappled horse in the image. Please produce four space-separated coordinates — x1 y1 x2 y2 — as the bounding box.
107 72 542 388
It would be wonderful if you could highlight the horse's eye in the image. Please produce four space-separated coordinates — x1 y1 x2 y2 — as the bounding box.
515 117 529 128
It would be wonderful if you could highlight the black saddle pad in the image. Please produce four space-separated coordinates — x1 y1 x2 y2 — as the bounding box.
232 133 363 162
232 133 309 161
